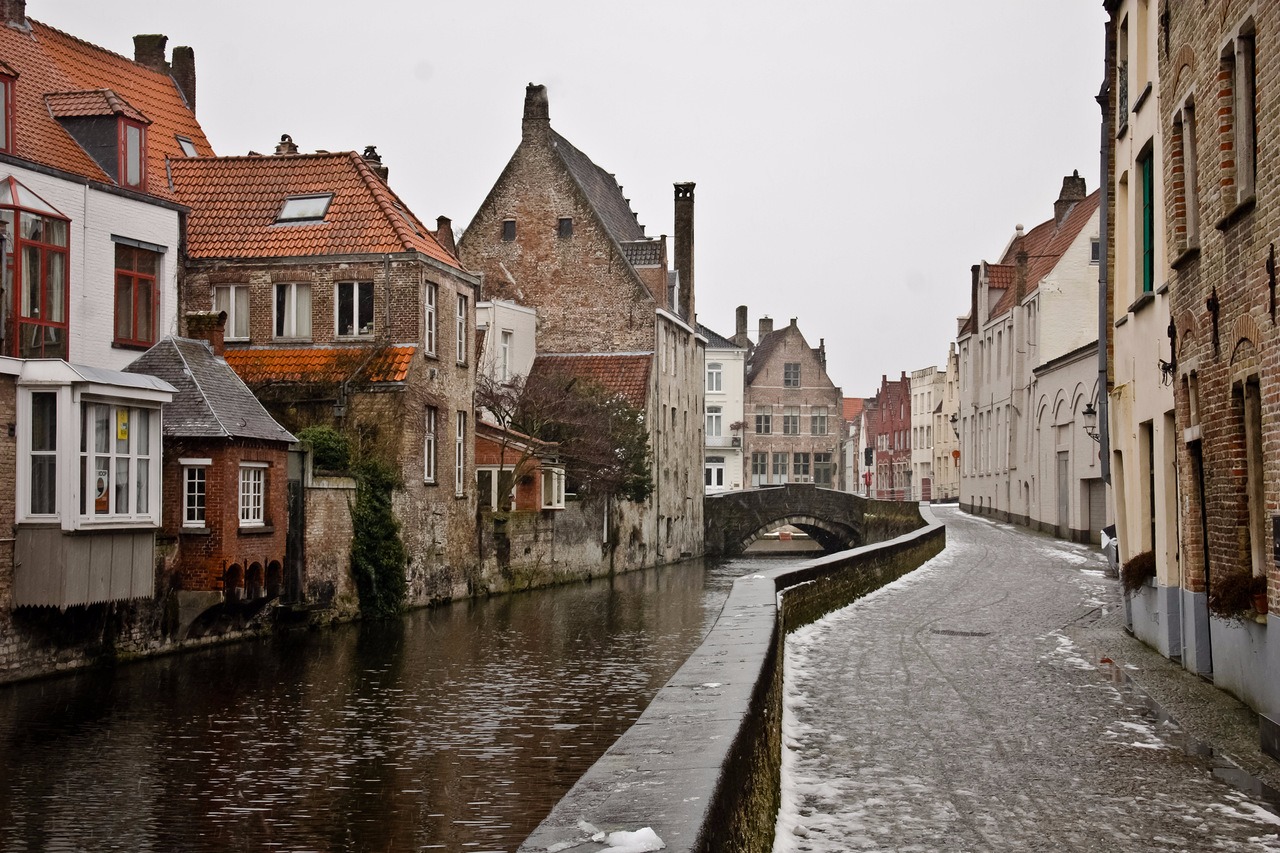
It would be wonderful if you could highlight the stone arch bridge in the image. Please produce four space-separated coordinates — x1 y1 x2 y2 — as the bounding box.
704 484 926 557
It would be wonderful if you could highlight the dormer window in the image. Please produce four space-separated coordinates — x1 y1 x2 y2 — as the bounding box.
119 119 146 189
0 73 14 155
176 135 197 157
277 194 333 223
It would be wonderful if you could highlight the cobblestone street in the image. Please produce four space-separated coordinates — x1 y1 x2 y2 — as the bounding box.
775 507 1280 852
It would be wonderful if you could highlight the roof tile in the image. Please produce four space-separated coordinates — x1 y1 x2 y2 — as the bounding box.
529 352 652 409
224 345 416 386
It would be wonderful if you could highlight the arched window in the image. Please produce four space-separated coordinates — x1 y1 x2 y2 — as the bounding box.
0 177 69 359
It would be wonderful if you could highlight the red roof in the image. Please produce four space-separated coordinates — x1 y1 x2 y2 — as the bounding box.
224 346 416 386
529 353 652 409
169 152 461 266
842 397 865 422
0 19 212 199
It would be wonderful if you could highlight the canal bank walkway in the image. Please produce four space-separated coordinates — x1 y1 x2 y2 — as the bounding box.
775 506 1280 852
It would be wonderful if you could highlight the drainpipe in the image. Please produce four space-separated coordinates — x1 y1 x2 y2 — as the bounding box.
1096 56 1112 484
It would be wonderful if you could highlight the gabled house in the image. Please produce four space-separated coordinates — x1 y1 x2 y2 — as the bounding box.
868 372 911 499
458 84 703 567
125 322 295 628
839 396 865 494
0 4 210 630
957 174 1104 540
169 142 481 606
699 318 746 493
741 313 842 489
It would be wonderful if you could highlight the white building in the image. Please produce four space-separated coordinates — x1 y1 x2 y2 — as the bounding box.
931 343 961 501
699 323 746 492
909 364 942 500
476 299 538 384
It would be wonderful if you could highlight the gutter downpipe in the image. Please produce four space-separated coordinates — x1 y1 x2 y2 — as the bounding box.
1097 39 1113 485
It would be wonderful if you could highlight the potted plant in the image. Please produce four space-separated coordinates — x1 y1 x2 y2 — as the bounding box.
1121 551 1156 596
729 420 746 447
1210 571 1269 620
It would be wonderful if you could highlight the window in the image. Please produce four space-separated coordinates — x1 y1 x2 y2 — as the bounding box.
425 282 437 355
1117 16 1129 127
424 407 437 483
455 411 466 496
1138 148 1154 293
82 402 154 519
755 407 772 435
1090 238 1101 264
456 294 468 364
274 283 311 338
176 135 198 157
751 452 768 487
214 285 250 340
542 468 566 509
811 406 828 436
28 391 56 516
1 177 70 359
705 456 725 489
238 463 266 527
476 468 515 511
1229 25 1257 202
782 406 800 435
119 119 146 189
792 452 811 480
1173 100 1200 252
500 330 512 380
558 217 573 238
502 219 516 241
706 362 722 392
784 362 800 387
1243 378 1265 576
277 194 333 223
707 405 722 437
0 75 13 154
114 244 159 347
772 452 788 484
814 453 833 487
182 460 210 527
336 281 374 337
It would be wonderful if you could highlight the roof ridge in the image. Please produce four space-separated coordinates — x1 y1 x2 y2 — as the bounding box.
173 336 233 438
349 151 447 256
31 18 174 83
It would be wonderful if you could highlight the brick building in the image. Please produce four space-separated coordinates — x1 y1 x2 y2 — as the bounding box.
169 143 481 607
458 84 704 568
126 326 295 630
868 373 911 500
1153 1 1280 722
741 313 842 489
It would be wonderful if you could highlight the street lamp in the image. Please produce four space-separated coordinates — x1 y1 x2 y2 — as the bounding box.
949 413 959 438
1081 402 1101 443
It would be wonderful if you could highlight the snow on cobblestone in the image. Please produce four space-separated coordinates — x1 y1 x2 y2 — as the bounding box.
775 508 1280 852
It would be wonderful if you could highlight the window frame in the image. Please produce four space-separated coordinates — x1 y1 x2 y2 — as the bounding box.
541 467 566 509
1138 147 1154 294
706 362 722 392
456 293 468 365
755 407 772 435
335 280 375 338
782 406 800 435
276 194 333 223
811 406 828 436
113 243 160 348
4 187 71 359
424 406 437 483
238 462 267 528
273 282 312 340
214 284 250 341
792 452 811 481
175 135 198 157
0 74 13 155
706 405 723 438
118 118 147 190
502 219 516 241
557 217 573 238
181 459 211 528
783 362 801 387
455 411 466 497
80 400 157 523
424 282 437 356
499 330 512 380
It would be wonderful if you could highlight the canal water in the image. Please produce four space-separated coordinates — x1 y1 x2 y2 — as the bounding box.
0 555 800 852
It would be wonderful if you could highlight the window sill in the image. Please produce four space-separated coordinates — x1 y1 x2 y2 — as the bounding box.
1114 314 1128 328
1132 82 1153 113
272 337 313 344
181 526 212 536
1216 195 1257 231
238 524 275 535
1127 292 1156 315
1116 120 1129 141
336 334 375 342
1170 245 1201 270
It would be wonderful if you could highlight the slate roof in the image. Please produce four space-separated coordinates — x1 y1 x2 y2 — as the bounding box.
621 240 662 267
224 345 416 386
698 323 741 350
125 337 295 443
549 130 646 245
528 352 652 409
169 152 460 265
0 19 212 199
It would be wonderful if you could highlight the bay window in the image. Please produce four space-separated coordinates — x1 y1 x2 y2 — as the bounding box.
1 176 70 359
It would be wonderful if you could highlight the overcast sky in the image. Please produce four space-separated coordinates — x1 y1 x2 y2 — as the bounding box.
55 0 1105 398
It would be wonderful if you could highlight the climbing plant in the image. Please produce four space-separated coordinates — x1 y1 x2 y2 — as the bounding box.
349 457 407 618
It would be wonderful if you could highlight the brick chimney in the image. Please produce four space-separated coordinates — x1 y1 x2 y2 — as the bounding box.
815 338 827 370
0 0 26 27
435 215 457 257
187 311 225 357
1054 170 1087 226
171 45 196 112
362 145 389 182
673 182 695 323
275 134 298 155
759 316 774 338
735 305 748 343
523 83 550 139
970 264 980 329
133 34 168 73
1015 249 1029 302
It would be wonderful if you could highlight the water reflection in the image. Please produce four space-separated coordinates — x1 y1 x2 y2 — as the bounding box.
0 556 783 852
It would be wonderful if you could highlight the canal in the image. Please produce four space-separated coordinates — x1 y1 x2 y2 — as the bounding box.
0 555 805 852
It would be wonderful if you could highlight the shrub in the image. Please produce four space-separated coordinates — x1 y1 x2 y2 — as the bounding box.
1209 571 1267 620
349 458 407 618
297 424 351 473
1121 551 1157 595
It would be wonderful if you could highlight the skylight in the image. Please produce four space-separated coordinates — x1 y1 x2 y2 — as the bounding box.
176 135 198 157
276 194 333 223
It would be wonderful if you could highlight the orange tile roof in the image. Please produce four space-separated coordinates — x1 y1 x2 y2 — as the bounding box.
0 19 213 199
842 397 865 422
224 345 416 386
169 152 461 266
45 88 148 122
529 353 652 409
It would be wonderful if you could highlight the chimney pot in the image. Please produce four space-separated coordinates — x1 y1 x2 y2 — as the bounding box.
362 145 389 182
759 316 774 338
0 0 26 28
133 34 168 73
523 83 550 136
435 215 457 257
1054 171 1088 226
735 305 748 339
275 134 298 155
170 45 196 112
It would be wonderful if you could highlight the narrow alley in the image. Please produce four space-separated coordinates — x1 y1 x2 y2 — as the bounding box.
776 507 1280 852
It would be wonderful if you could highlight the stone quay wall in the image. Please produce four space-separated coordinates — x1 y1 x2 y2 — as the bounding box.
520 505 945 853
